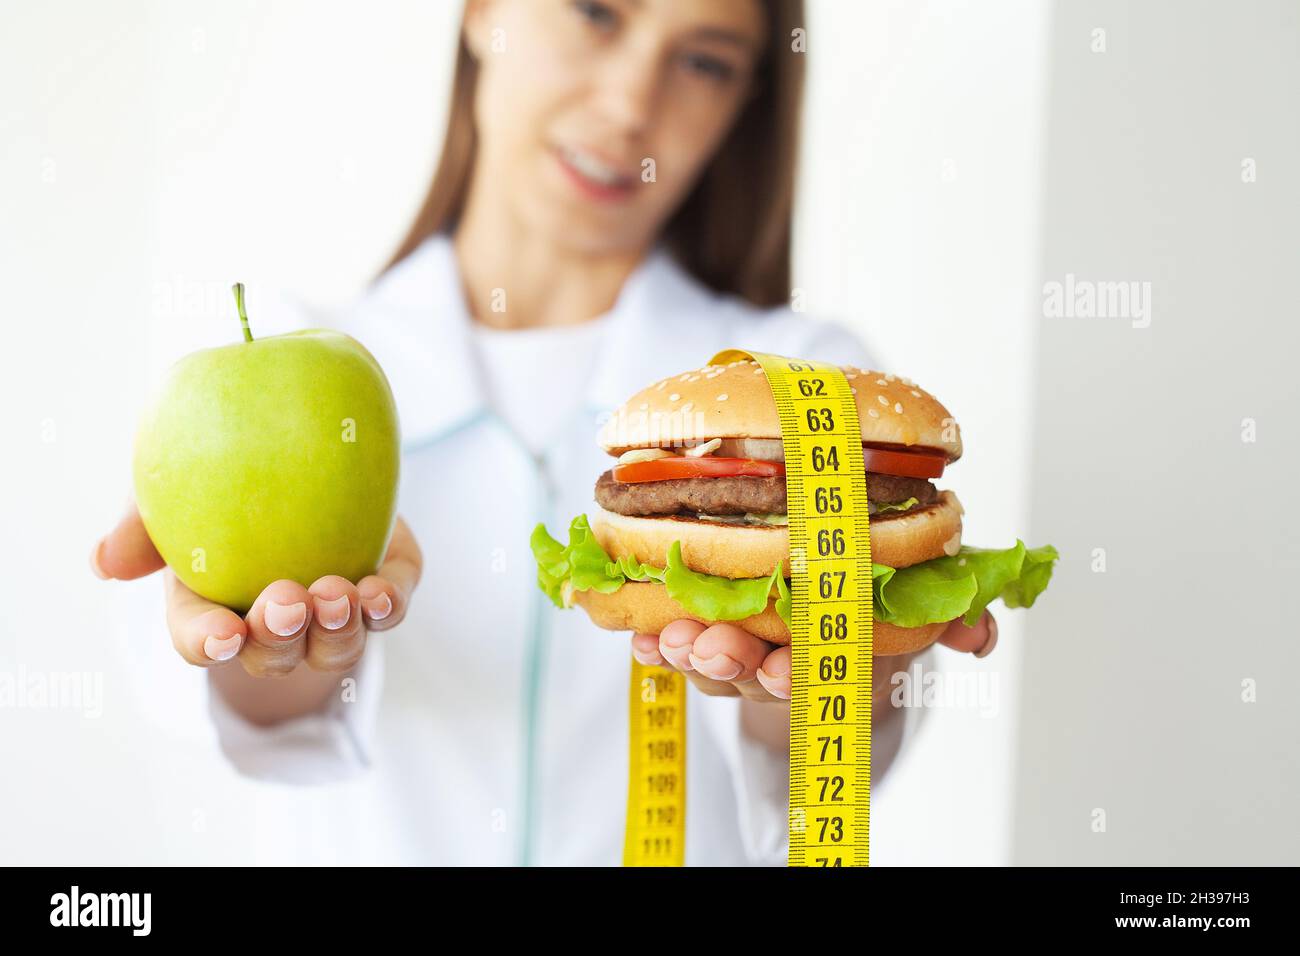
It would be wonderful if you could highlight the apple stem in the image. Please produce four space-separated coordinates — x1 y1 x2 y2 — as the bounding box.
232 283 254 343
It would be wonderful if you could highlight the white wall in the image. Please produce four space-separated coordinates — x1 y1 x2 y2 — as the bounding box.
799 0 1051 864
1014 0 1300 865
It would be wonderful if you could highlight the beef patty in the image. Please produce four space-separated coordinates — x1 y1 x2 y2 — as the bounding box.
594 469 938 518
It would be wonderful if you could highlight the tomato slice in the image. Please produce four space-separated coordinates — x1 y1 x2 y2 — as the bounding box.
613 456 786 483
861 445 946 479
612 447 945 482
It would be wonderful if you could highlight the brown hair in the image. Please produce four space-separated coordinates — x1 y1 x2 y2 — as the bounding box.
383 0 805 308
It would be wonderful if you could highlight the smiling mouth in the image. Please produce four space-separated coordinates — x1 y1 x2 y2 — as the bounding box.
555 146 636 200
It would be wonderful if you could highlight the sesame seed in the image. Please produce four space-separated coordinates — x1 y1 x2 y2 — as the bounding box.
876 378 888 386
868 408 879 418
894 402 903 413
885 374 896 381
687 376 700 382
681 402 693 413
911 389 922 397
656 381 667 390
717 393 728 401
669 393 680 401
851 387 857 394
754 367 765 373
877 395 889 406
679 374 690 381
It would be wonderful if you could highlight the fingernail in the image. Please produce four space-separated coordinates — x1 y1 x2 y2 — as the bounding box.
974 615 999 659
632 646 662 666
757 669 791 700
660 644 694 672
689 653 742 681
89 540 110 580
314 594 351 630
362 593 392 622
760 654 791 679
203 634 242 662
264 600 307 637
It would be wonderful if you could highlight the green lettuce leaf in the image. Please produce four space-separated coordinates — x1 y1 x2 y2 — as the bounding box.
872 496 919 514
529 514 631 608
871 542 1058 627
870 560 978 628
531 515 1058 630
529 524 569 607
774 572 792 625
613 553 666 583
529 516 784 620
664 541 782 622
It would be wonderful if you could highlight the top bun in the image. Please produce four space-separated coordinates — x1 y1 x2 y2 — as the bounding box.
599 360 962 461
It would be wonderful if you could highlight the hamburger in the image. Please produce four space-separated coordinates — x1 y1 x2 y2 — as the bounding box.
532 359 1056 655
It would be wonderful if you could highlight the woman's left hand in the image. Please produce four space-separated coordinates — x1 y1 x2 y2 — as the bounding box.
630 611 999 703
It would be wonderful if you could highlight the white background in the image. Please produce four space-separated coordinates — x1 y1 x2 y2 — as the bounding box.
1 0 1295 865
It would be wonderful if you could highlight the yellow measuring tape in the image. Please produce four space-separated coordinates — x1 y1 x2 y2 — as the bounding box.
623 661 687 866
624 350 872 867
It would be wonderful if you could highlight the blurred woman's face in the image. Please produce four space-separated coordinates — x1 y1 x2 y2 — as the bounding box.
466 0 766 255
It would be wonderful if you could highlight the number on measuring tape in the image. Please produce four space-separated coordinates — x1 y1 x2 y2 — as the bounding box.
623 662 687 866
712 349 873 868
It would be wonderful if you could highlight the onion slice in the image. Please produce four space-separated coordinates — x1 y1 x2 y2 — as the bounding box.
616 448 675 465
682 438 722 458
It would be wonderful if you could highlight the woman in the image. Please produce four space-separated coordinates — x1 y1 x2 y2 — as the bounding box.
91 0 995 865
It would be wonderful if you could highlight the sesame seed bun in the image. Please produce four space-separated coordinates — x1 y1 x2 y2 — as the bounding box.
572 584 950 656
598 360 962 461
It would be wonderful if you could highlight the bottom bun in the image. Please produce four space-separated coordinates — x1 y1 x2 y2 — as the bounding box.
573 582 947 656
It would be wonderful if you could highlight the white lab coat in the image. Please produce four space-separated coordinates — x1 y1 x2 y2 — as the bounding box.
140 235 879 865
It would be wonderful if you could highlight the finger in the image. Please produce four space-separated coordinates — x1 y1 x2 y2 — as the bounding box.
659 622 737 694
240 579 313 677
731 648 786 703
657 619 708 672
688 623 772 684
733 677 783 702
356 575 397 630
685 670 741 697
759 648 923 706
631 633 666 667
354 518 421 630
756 645 792 700
163 570 248 668
305 575 365 672
356 518 421 631
91 496 164 581
936 610 998 657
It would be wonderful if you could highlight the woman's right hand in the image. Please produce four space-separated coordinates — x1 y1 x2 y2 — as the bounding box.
90 500 422 678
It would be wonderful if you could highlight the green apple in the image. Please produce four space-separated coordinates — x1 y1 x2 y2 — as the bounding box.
133 283 401 612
